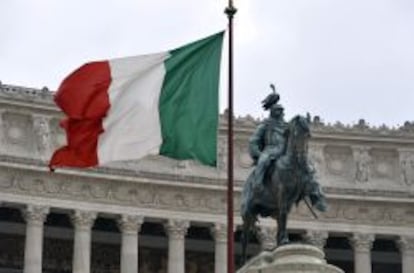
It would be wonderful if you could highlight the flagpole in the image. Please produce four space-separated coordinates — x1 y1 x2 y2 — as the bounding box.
225 1 237 273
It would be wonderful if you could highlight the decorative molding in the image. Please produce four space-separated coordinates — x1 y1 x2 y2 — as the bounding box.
164 219 189 240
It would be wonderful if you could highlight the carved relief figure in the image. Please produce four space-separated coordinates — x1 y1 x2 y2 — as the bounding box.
354 148 371 182
308 144 325 178
400 153 414 185
33 116 51 155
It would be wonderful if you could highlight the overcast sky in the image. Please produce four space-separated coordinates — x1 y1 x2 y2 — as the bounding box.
1 0 413 126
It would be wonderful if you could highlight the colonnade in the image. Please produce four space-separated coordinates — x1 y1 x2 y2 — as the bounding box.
14 204 414 273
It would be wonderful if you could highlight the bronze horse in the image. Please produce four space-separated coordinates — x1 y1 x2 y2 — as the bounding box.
240 115 327 263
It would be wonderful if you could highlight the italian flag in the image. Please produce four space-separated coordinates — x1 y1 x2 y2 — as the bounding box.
50 32 224 169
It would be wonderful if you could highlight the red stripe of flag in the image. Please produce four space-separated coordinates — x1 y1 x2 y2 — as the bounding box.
50 61 111 169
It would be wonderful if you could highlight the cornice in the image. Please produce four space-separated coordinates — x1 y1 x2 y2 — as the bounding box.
2 83 414 140
0 84 57 113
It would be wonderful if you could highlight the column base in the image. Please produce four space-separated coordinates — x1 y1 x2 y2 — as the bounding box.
237 243 344 273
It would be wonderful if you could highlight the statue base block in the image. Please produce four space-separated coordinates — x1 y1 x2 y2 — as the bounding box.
237 244 344 273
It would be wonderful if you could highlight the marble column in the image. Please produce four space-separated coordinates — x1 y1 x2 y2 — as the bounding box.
22 205 49 273
303 230 328 250
71 210 97 273
164 219 189 273
397 236 414 273
211 223 227 273
257 226 277 251
117 215 144 273
350 233 374 273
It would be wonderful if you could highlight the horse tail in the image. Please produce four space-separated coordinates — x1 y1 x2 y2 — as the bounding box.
241 214 253 265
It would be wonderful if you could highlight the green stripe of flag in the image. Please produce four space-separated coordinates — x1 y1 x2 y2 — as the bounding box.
159 31 224 166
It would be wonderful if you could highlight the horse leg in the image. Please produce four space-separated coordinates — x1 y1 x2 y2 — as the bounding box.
276 210 289 246
241 216 252 265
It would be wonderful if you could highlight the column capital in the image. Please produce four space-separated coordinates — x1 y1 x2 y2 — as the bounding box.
257 226 277 251
117 214 144 234
350 233 375 252
211 223 227 243
164 219 189 240
71 210 97 230
304 230 328 250
22 205 49 226
397 236 414 253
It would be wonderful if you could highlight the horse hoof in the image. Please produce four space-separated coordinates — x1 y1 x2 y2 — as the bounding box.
278 238 290 246
315 200 328 212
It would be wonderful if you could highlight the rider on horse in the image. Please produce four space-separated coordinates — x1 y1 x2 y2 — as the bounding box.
249 87 288 191
248 86 327 211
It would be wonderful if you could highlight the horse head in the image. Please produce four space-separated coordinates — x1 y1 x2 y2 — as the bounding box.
287 115 311 160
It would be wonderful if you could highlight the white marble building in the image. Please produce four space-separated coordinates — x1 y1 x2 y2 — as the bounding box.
0 82 413 273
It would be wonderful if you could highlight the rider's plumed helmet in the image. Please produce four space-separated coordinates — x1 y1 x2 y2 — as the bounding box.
262 83 280 110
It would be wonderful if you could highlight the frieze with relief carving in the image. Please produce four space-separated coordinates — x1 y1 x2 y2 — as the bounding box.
291 199 414 227
0 169 228 215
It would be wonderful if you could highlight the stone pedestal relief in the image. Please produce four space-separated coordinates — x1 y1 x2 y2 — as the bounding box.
117 215 144 273
22 205 49 273
257 226 277 251
165 220 189 273
71 210 97 273
350 233 374 273
397 236 414 273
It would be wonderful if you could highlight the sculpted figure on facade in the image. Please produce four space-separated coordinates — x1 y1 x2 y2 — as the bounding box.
353 147 371 183
400 152 414 186
32 115 52 158
308 143 326 178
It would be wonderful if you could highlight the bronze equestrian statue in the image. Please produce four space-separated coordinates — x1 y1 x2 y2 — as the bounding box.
240 85 327 264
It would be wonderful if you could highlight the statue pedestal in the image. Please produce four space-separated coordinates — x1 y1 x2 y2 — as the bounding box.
237 244 344 273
